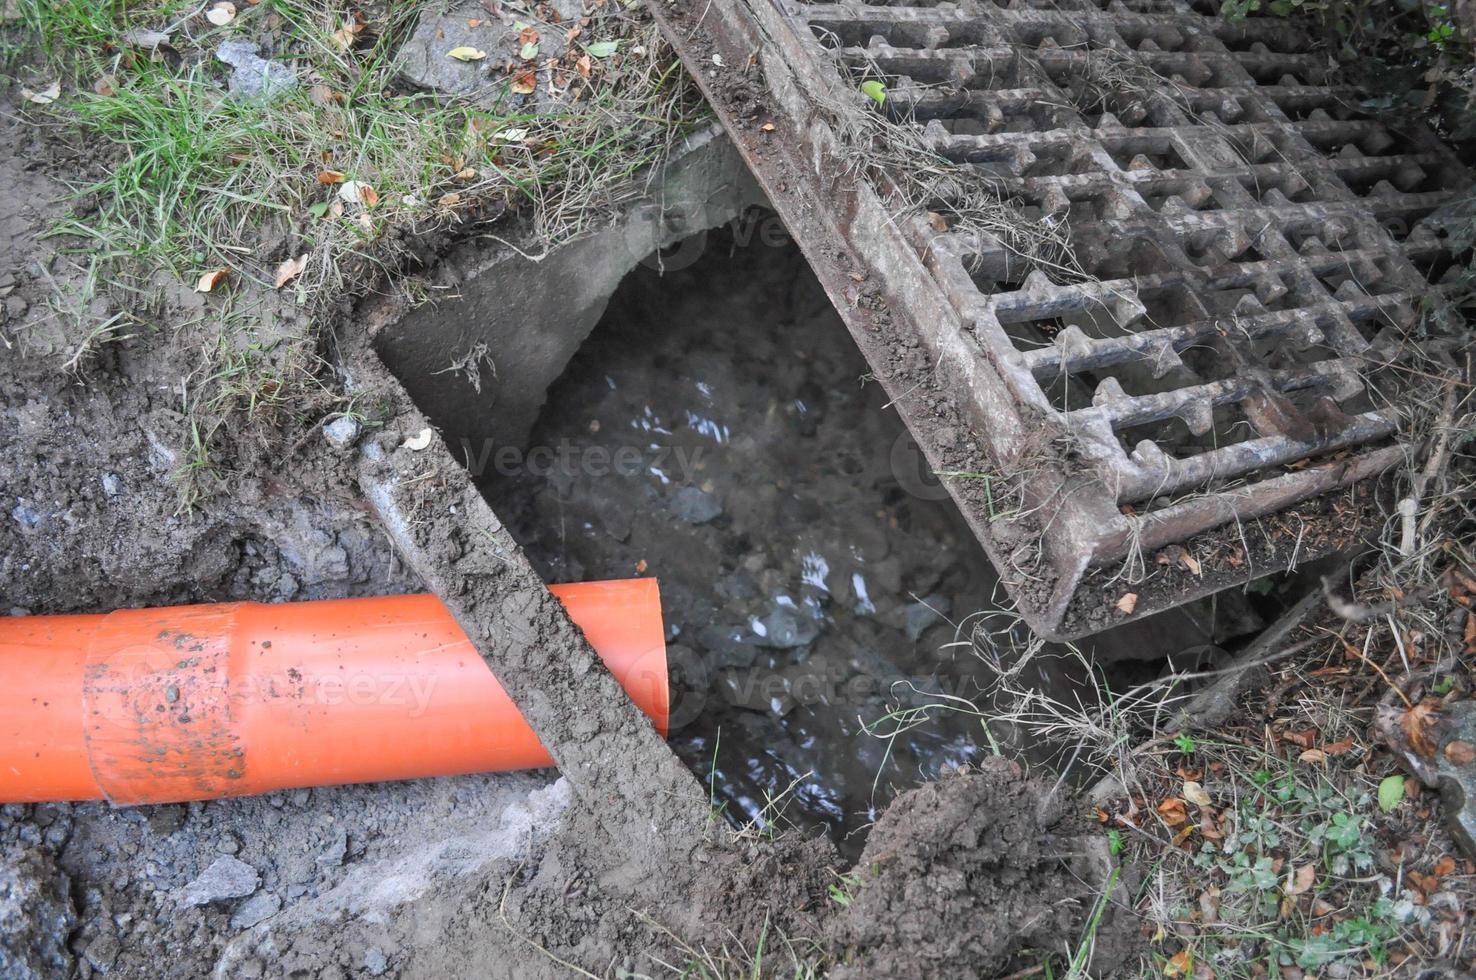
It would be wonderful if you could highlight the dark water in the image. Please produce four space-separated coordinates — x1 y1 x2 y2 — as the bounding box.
489 216 1202 852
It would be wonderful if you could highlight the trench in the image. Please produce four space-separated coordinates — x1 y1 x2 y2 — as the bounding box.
377 177 1284 853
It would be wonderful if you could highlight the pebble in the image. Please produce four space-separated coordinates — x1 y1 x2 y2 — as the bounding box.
229 891 281 931
669 486 722 524
177 856 259 907
751 599 820 649
215 40 299 100
364 947 389 976
322 416 362 450
100 473 122 497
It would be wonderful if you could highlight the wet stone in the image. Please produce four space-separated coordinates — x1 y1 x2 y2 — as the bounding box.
670 486 722 524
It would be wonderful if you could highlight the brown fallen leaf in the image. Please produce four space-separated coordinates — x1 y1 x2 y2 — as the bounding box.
317 169 346 184
1433 855 1457 877
93 75 118 96
1180 551 1202 577
1116 592 1138 615
436 191 461 207
518 25 539 45
1465 611 1475 653
1298 748 1327 765
195 268 229 293
466 17 483 27
575 54 592 77
1323 737 1355 756
509 68 537 94
447 46 487 61
635 558 648 574
273 253 307 288
926 211 949 233
1286 863 1315 895
1401 700 1442 757
1445 739 1475 764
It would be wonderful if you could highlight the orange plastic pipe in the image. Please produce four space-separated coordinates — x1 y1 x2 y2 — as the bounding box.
0 579 667 805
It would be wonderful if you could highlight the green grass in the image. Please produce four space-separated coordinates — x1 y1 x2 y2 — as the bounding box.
7 0 705 507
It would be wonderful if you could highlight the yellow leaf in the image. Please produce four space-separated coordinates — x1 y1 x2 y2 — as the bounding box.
447 46 487 61
1182 780 1211 807
1298 748 1327 764
1116 592 1138 615
273 254 307 288
195 268 229 293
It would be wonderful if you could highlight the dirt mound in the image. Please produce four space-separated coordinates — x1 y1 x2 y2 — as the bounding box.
827 758 1137 977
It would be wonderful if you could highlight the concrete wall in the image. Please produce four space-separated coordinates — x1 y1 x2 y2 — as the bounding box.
371 126 766 467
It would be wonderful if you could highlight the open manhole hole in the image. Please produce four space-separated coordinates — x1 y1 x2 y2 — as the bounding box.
372 173 1302 850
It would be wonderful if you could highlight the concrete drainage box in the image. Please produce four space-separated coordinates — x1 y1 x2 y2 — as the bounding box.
645 0 1469 639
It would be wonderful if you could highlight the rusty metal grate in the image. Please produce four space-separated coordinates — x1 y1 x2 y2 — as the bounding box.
645 0 1468 638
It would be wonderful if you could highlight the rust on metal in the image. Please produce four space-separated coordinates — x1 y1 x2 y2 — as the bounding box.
645 0 1468 638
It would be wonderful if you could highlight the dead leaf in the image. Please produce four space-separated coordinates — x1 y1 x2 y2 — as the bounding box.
403 428 434 451
453 167 477 180
20 81 60 105
1401 700 1442 757
1181 551 1202 577
1165 950 1192 977
761 121 776 132
1445 740 1475 764
1286 863 1315 895
1433 855 1457 877
436 192 461 207
338 181 377 206
1298 749 1327 765
447 46 487 61
273 254 307 288
926 211 949 233
93 75 117 96
575 54 592 77
1183 781 1212 807
317 169 346 184
1465 612 1476 653
635 558 648 574
205 1 236 26
1116 593 1138 615
1323 737 1355 756
195 268 229 293
1282 729 1318 750
518 25 539 45
509 68 536 94
466 17 483 26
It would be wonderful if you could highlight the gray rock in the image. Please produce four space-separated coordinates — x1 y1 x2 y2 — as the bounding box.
230 891 281 930
178 856 259 907
100 472 122 497
751 599 820 649
0 846 76 980
883 595 954 642
364 947 388 976
322 415 362 450
10 504 41 529
717 670 795 716
81 928 120 973
215 40 298 100
670 486 722 524
697 624 759 670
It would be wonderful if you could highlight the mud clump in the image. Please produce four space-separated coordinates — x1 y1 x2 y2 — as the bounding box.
826 758 1137 977
0 843 77 979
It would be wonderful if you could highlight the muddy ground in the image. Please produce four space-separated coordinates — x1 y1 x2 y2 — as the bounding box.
0 43 1144 979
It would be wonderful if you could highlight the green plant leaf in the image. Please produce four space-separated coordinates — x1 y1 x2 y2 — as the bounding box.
860 80 887 105
586 40 619 57
1378 775 1405 813
520 41 539 60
